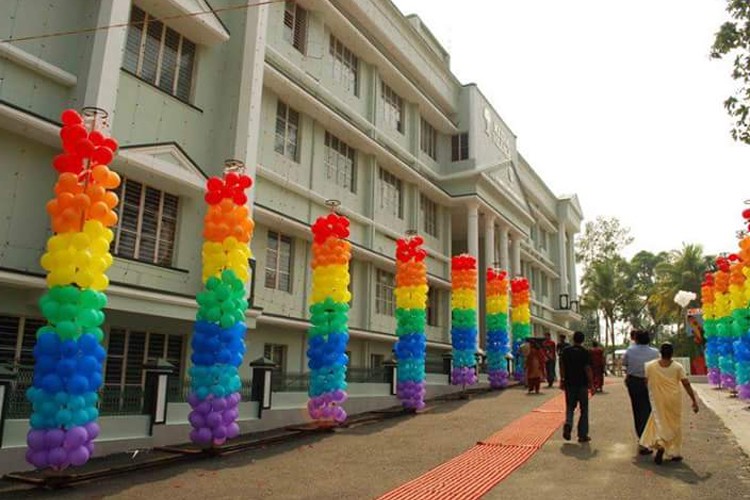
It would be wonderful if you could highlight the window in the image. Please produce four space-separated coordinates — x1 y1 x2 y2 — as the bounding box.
375 269 396 315
114 178 179 266
542 275 549 298
123 6 196 101
275 101 300 161
324 132 357 193
420 118 438 160
420 194 439 238
370 353 385 368
539 229 548 252
381 82 404 133
104 329 184 390
283 1 307 53
452 133 469 162
329 35 358 96
379 168 403 219
264 343 287 372
265 231 293 292
426 288 440 327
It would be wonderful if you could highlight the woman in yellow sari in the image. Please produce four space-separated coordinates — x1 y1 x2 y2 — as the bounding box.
639 343 699 464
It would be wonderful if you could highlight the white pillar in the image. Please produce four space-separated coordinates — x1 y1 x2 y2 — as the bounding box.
568 236 578 300
511 234 522 277
83 0 131 113
499 224 510 272
558 223 568 295
484 215 496 268
233 3 270 207
467 203 480 259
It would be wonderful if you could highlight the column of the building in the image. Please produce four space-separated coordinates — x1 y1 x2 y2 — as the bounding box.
498 223 510 272
510 232 522 277
83 0 131 112
484 215 496 268
558 222 568 297
467 203 480 349
568 235 578 300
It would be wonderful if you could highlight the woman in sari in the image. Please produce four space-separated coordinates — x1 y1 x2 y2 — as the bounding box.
525 341 546 394
639 343 699 464
590 341 605 392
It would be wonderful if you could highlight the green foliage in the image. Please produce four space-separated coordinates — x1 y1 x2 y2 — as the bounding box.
575 216 634 267
711 1 750 143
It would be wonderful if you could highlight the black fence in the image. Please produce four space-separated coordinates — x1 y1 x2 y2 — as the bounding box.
166 378 253 403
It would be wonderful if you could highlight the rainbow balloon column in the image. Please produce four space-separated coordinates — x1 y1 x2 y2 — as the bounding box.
486 268 510 388
726 253 747 393
702 273 720 386
450 254 478 386
714 256 736 390
187 164 254 446
734 234 750 399
394 233 428 410
307 208 351 423
510 277 531 381
26 108 120 470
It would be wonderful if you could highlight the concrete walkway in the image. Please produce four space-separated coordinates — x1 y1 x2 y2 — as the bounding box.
2 380 749 499
693 382 750 458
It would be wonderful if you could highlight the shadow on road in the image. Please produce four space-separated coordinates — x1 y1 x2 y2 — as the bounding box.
632 458 713 485
560 443 599 460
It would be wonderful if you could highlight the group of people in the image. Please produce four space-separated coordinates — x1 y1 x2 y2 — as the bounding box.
555 329 700 463
520 332 605 395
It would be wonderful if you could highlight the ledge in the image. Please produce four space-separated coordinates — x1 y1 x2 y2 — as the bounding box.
0 42 77 87
136 0 230 46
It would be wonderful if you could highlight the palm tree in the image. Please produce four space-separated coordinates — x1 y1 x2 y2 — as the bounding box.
651 243 712 330
580 257 630 349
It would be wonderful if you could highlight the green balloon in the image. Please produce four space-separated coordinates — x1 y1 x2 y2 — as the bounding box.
57 320 78 340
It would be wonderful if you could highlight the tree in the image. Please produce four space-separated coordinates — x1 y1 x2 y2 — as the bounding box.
620 250 668 329
575 216 634 268
711 1 750 144
580 257 630 349
651 244 713 333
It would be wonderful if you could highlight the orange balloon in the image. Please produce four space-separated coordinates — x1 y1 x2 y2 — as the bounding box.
104 171 121 189
73 193 91 210
91 164 110 184
104 191 119 209
89 201 108 220
103 210 118 227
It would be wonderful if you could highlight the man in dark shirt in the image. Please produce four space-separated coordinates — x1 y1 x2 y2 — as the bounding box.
560 331 595 443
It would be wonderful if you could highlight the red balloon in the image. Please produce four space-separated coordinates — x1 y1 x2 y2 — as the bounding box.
205 191 222 205
102 137 119 152
207 177 223 192
225 172 239 186
52 154 70 173
74 138 95 158
60 109 82 125
91 147 114 165
88 130 105 146
238 175 252 189
233 192 248 205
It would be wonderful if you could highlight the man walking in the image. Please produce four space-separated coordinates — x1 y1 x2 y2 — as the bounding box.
542 332 557 388
623 330 660 455
560 331 594 443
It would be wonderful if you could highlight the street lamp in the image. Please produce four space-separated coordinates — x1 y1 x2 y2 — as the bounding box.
559 293 570 310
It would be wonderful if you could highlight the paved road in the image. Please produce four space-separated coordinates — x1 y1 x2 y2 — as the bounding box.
3 381 750 499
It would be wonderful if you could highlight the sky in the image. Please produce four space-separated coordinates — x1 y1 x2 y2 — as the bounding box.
392 0 749 259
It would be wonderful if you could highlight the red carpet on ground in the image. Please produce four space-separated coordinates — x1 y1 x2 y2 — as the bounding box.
376 393 567 500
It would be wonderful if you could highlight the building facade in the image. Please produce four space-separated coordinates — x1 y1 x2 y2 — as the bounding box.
0 0 582 465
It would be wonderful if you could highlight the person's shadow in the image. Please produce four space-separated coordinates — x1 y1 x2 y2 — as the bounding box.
632 458 712 484
560 442 599 460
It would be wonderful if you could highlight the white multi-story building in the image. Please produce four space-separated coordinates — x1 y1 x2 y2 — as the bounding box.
0 0 582 466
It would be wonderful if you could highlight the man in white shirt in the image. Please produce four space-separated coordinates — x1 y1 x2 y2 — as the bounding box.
623 330 660 455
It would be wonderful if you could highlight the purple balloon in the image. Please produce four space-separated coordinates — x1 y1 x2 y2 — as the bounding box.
332 390 346 403
213 425 227 440
84 421 100 440
48 447 67 468
85 442 95 455
27 430 46 451
333 406 347 423
212 398 227 412
64 426 88 451
188 411 206 429
44 429 65 449
187 393 200 407
69 446 90 467
28 450 49 469
222 411 235 426
206 412 222 429
227 422 240 439
196 401 212 415
195 427 212 444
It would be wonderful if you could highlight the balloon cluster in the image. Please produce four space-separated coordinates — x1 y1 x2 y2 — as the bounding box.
188 170 254 446
450 254 477 386
393 234 428 410
702 273 721 386
510 277 531 381
26 108 120 470
712 257 737 390
736 236 750 399
486 268 510 388
307 211 351 422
